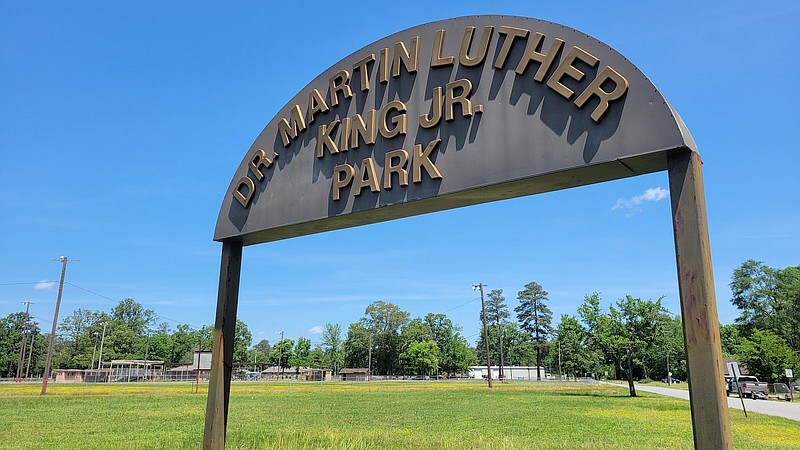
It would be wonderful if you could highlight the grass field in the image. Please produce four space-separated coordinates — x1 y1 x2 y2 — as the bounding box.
1 381 799 449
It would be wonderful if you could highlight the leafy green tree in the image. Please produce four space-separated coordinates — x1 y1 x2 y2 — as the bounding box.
232 320 253 364
719 323 742 358
400 340 439 376
424 313 475 375
516 281 553 379
738 329 800 383
731 260 800 350
111 298 156 337
289 337 312 367
0 312 41 377
401 319 433 347
363 301 410 333
548 315 592 378
360 301 409 375
321 323 343 373
343 321 370 368
269 338 294 370
308 346 325 368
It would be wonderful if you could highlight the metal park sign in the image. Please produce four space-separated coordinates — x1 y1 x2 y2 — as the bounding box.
206 16 731 449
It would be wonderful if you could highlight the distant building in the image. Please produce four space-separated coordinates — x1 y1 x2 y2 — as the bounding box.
339 368 370 381
53 369 85 383
467 366 550 381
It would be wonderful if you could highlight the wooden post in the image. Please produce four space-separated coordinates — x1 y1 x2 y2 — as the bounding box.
203 240 243 450
668 150 732 449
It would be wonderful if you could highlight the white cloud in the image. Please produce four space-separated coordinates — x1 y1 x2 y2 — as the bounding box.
612 187 669 214
307 325 324 335
34 280 57 291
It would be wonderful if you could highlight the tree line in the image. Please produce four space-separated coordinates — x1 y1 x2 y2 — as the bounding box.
2 259 797 383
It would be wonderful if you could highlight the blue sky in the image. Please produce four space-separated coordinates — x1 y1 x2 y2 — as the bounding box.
1 1 798 348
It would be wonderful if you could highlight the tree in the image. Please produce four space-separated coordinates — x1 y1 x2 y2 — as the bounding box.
111 298 156 336
0 312 41 377
549 315 592 378
343 321 370 368
738 329 800 383
321 323 343 373
609 295 672 396
485 289 510 378
359 301 409 375
269 339 294 373
289 337 312 367
516 281 552 380
400 340 439 376
730 260 800 351
424 313 476 375
719 324 742 358
232 320 253 365
363 301 410 333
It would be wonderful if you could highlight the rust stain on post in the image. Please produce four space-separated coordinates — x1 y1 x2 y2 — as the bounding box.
668 150 732 449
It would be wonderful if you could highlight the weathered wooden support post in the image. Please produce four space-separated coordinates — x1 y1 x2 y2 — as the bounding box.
668 150 732 449
203 240 243 450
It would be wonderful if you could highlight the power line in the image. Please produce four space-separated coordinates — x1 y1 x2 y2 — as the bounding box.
63 281 201 330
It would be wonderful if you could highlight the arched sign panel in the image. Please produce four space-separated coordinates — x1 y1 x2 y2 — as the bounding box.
215 15 696 245
206 16 730 450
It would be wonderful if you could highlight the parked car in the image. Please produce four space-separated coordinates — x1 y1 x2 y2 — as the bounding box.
727 375 769 398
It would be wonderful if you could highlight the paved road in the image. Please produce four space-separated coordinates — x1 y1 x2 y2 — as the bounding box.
611 383 800 422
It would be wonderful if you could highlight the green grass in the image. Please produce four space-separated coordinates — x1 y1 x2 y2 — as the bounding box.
1 381 799 449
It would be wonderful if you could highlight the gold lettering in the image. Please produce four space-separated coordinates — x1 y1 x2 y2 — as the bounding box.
379 100 407 139
413 139 443 183
332 164 355 201
329 70 353 107
354 157 380 196
460 26 493 67
384 149 410 189
248 149 276 181
351 109 377 149
339 117 351 151
495 26 529 69
307 89 329 124
233 176 255 208
352 54 375 92
420 86 443 129
316 120 340 158
379 48 390 84
445 79 473 121
574 66 629 122
547 46 599 100
393 36 420 78
431 29 455 67
515 32 564 82
277 105 306 147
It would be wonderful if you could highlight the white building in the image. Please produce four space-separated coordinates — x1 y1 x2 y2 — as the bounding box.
467 365 550 381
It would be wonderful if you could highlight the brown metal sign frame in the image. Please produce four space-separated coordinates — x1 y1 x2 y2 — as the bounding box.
204 16 731 449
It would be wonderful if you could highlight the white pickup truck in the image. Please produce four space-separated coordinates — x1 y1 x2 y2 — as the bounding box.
727 375 769 398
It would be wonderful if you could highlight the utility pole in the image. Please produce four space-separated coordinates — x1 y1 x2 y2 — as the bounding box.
196 338 202 394
25 332 34 379
667 352 671 386
90 332 99 374
41 256 77 395
143 329 151 381
558 339 562 379
276 330 284 379
534 296 541 381
16 301 32 381
367 332 372 382
97 322 108 370
474 283 492 388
